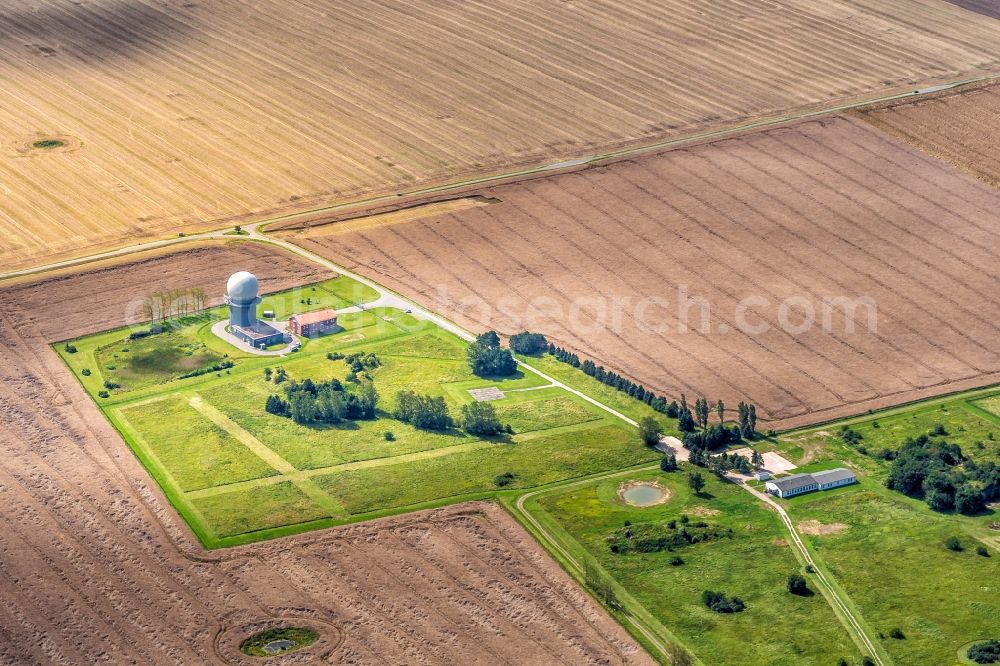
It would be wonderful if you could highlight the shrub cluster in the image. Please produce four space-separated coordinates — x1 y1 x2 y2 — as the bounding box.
494 472 516 487
265 377 377 424
344 351 380 373
179 359 234 379
787 574 809 596
885 434 999 515
607 520 732 555
968 640 1000 664
127 324 166 340
701 590 745 614
394 390 452 430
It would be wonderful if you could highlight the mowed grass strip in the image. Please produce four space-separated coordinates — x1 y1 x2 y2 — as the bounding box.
533 470 857 665
191 481 331 538
314 424 657 515
493 389 602 433
117 395 278 492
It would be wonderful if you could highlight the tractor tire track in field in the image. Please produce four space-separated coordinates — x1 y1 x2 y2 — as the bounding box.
4 0 1000 270
300 115 1000 429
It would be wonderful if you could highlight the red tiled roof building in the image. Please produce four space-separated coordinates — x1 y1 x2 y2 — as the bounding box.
288 309 339 338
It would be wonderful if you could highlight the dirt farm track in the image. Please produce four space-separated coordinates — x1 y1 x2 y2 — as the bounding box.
0 245 650 665
296 115 1000 430
3 0 1000 271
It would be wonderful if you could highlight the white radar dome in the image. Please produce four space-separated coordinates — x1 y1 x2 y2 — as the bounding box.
226 271 259 302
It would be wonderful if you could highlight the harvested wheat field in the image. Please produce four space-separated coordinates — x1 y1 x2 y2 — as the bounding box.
944 0 1000 19
4 0 1000 270
857 81 1000 187
2 241 332 340
295 116 1000 430
0 252 648 665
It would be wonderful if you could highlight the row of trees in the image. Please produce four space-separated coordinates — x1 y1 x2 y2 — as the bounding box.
265 377 378 424
395 389 507 436
140 287 208 322
541 336 763 446
885 433 999 515
395 390 452 430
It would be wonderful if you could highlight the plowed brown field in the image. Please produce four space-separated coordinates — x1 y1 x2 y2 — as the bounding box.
295 116 1000 429
4 0 1000 271
0 248 648 665
857 82 1000 187
944 0 1000 19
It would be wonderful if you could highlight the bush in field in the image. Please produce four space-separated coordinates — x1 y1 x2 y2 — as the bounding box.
461 401 504 436
395 390 452 430
945 536 963 552
64 343 77 353
977 545 990 557
701 590 745 613
889 628 905 639
967 640 1000 664
508 331 547 355
786 574 809 596
81 368 91 376
494 472 516 487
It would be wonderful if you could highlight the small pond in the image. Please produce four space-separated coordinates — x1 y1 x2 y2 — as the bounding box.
620 482 669 507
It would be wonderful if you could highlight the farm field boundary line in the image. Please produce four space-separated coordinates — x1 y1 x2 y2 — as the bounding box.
262 74 1000 232
3 73 999 284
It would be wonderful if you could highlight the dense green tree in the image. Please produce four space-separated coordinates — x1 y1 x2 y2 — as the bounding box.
660 454 678 472
638 416 661 446
688 471 705 494
694 397 709 430
956 484 986 515
460 401 504 436
395 390 452 430
468 331 517 377
508 331 548 354
787 574 808 595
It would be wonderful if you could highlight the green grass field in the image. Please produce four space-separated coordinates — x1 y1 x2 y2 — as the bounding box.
57 284 658 547
770 389 1000 666
528 469 858 665
519 386 1000 665
256 276 379 319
